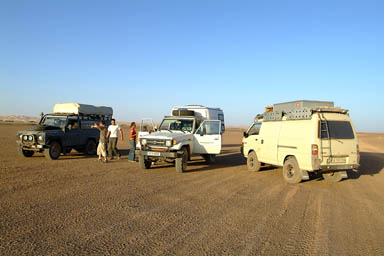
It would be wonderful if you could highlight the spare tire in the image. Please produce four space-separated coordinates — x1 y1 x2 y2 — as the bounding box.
172 110 195 116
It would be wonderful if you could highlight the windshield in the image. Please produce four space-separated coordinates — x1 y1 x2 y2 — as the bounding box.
159 119 194 132
42 115 67 128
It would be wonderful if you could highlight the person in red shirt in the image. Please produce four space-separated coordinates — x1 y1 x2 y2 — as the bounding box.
128 122 137 162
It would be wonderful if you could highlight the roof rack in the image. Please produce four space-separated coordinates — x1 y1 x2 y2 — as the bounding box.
254 100 349 122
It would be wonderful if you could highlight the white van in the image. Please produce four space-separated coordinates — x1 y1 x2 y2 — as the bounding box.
241 100 360 183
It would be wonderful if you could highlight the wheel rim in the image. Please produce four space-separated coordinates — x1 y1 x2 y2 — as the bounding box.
249 156 254 168
286 165 295 178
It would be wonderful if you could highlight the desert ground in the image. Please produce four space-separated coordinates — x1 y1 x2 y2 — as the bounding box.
1 123 384 255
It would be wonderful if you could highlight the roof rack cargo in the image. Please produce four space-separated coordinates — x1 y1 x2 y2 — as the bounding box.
255 100 349 122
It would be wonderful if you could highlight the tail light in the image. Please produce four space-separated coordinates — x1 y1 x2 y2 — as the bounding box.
312 144 318 156
357 144 360 163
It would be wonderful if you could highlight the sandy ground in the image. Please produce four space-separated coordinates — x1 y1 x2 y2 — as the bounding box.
1 123 384 255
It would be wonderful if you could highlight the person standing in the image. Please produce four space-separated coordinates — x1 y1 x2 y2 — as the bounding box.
107 119 123 160
91 120 108 163
128 122 137 162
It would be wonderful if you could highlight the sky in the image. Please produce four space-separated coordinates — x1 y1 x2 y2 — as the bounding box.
0 0 383 132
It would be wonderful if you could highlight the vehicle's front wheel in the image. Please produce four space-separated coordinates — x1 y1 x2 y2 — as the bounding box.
176 147 188 173
247 151 261 172
282 157 302 184
202 154 216 164
322 171 345 182
18 147 34 157
85 140 96 155
44 141 61 160
139 155 152 169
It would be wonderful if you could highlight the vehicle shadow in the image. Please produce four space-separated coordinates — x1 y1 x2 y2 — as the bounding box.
308 151 384 181
184 152 246 173
347 152 384 179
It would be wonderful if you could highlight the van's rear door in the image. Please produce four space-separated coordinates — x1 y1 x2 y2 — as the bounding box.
193 120 222 154
319 120 359 165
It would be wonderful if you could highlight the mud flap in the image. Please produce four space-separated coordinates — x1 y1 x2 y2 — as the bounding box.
301 170 310 181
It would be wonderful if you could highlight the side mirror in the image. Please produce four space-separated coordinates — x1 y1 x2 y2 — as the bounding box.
243 131 248 138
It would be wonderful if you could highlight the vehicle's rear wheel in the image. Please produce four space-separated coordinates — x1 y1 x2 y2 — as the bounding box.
247 151 261 172
18 147 34 157
44 141 61 160
283 157 302 184
139 155 152 169
85 140 96 155
322 171 344 182
176 147 188 173
202 154 216 164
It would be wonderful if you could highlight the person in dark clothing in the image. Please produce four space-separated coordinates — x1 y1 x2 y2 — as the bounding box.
91 120 108 163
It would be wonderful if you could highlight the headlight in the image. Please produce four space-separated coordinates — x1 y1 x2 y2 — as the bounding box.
165 140 172 147
141 139 147 145
28 136 33 141
38 135 44 142
23 135 28 141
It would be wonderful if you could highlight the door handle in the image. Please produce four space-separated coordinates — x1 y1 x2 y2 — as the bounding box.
255 139 258 141
214 138 219 141
261 139 264 144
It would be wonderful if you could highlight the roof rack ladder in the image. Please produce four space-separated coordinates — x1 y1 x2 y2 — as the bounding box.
318 113 332 164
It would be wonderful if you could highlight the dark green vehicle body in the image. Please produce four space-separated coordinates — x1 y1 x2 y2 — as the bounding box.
16 114 111 160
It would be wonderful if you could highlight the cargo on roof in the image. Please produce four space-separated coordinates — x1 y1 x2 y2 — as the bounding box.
53 103 113 116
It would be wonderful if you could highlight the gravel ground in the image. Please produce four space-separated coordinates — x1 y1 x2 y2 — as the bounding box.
1 123 384 255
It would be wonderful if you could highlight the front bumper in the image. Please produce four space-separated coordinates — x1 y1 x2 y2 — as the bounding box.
17 142 45 151
136 150 184 159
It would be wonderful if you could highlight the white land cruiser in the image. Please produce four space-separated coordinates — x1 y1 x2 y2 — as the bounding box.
136 106 224 172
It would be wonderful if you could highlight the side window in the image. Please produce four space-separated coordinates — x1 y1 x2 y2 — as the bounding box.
195 121 220 135
218 113 225 132
67 116 79 130
248 123 262 136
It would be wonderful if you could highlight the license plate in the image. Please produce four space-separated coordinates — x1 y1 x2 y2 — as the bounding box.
331 158 346 163
147 151 161 156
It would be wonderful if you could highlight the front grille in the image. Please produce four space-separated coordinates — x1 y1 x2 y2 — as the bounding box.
147 139 166 147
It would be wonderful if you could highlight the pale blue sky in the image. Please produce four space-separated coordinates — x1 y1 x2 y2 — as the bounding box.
0 0 383 131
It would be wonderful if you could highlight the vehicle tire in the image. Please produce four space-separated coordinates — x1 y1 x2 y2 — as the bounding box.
44 141 61 160
247 151 261 172
322 171 344 182
18 147 34 157
282 157 302 184
176 147 188 173
139 155 152 169
202 154 216 164
172 110 195 116
85 140 96 155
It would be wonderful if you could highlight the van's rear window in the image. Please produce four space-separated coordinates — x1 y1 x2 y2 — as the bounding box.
319 121 355 139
